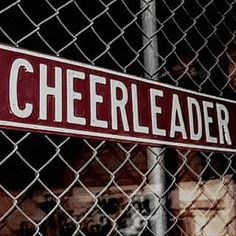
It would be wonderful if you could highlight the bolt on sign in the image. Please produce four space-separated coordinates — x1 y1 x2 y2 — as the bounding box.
0 44 236 152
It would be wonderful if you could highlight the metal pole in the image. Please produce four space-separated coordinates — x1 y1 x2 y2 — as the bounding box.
141 0 167 235
141 0 159 81
147 147 167 236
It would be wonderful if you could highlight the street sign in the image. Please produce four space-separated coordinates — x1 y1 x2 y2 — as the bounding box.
0 44 236 152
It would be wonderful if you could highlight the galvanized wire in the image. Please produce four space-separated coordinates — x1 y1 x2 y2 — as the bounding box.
0 0 236 235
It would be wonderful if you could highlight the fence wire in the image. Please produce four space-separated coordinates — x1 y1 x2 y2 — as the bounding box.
0 0 236 235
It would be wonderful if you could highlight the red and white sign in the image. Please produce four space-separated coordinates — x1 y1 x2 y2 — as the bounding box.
0 44 236 152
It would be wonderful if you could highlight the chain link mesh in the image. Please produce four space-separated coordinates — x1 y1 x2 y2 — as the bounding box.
0 0 236 235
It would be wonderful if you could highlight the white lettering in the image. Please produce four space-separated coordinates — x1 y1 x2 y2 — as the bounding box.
216 103 232 145
110 80 129 131
67 69 86 125
90 75 108 128
170 94 187 139
203 101 217 143
39 64 62 122
150 88 166 136
131 84 149 133
9 58 34 118
187 97 202 140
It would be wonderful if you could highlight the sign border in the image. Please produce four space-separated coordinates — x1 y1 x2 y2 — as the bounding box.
1 44 236 153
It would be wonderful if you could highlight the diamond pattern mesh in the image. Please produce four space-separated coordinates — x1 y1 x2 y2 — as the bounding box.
0 0 236 235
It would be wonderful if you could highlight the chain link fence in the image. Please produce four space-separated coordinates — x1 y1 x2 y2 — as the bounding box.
0 0 236 235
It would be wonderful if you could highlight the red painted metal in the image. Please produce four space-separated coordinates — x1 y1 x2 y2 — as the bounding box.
0 44 236 152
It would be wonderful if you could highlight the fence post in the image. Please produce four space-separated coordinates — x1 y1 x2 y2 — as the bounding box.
141 0 167 235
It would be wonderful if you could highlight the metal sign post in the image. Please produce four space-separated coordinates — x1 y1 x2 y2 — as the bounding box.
141 0 167 235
